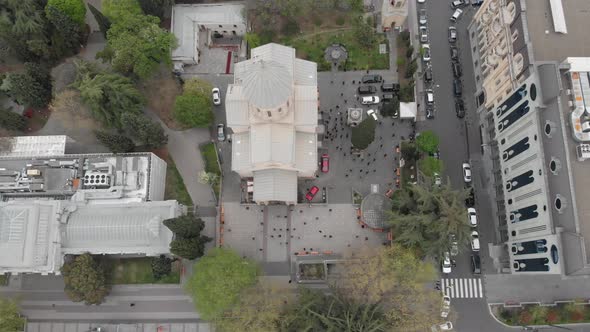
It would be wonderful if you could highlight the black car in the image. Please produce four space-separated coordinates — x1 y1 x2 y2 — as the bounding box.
381 82 399 92
382 93 395 101
424 67 433 82
453 79 463 97
362 74 383 84
465 187 475 207
450 47 459 61
452 62 462 78
358 85 376 94
455 99 465 118
426 107 434 119
471 254 481 274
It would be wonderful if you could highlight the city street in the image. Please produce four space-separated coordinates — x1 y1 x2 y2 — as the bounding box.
412 0 506 331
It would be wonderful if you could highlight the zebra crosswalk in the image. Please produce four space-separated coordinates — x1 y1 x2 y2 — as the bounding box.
441 278 484 299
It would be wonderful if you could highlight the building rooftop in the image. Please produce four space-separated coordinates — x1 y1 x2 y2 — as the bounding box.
0 135 67 158
525 0 590 62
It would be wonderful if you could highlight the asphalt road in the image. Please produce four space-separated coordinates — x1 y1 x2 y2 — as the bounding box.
412 1 510 331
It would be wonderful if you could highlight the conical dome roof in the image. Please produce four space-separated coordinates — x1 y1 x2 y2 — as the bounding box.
242 60 293 109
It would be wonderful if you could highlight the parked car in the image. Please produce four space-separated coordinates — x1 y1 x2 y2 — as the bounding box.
367 109 379 120
472 0 484 6
381 82 399 92
462 162 472 183
362 74 382 83
451 0 466 9
467 207 478 227
452 62 462 78
419 9 428 25
441 295 451 318
448 26 457 43
425 89 434 105
450 8 463 22
305 186 320 201
418 0 425 3
426 106 434 119
439 321 454 331
450 234 459 256
419 26 428 43
453 79 462 97
382 93 395 101
450 46 459 60
422 44 431 62
212 87 221 105
424 67 433 82
471 231 480 251
217 123 225 141
442 252 452 274
362 96 380 105
465 187 475 207
321 154 329 173
455 99 465 118
358 85 377 94
471 254 482 274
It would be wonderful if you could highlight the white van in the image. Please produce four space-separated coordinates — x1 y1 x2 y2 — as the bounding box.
450 8 463 22
425 89 434 105
361 96 380 105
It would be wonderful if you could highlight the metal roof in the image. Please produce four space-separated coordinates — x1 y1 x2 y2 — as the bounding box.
294 85 319 127
241 60 293 109
231 132 251 172
253 169 297 204
549 0 567 34
295 132 318 176
250 124 294 165
294 59 318 86
0 135 67 157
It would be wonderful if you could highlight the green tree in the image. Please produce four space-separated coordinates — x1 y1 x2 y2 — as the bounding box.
88 3 111 38
151 255 172 279
418 156 443 177
74 72 144 127
61 253 110 304
138 0 173 20
216 283 292 332
120 112 168 148
351 117 376 150
401 141 420 162
5 62 52 108
0 296 25 332
0 109 27 131
46 5 82 58
352 15 376 48
0 0 47 61
94 130 135 153
163 215 206 238
186 248 258 320
399 82 414 102
46 0 86 26
416 130 439 154
97 11 177 79
102 0 142 22
244 33 261 49
173 93 213 127
170 236 211 260
380 97 399 117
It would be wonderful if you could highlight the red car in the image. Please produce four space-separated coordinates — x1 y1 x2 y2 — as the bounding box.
305 186 320 202
321 154 330 173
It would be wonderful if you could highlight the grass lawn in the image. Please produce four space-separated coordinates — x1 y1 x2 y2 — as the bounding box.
108 257 180 284
285 30 389 71
164 158 192 206
199 142 221 199
0 274 7 285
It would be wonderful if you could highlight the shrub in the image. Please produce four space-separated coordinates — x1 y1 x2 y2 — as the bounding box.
396 57 406 67
5 63 52 109
546 309 560 324
518 309 533 325
336 16 346 26
173 94 213 128
0 109 27 131
94 130 135 153
313 15 323 27
151 255 172 279
282 19 300 36
406 46 414 59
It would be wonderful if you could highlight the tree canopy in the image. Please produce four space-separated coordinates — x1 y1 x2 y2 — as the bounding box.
388 181 471 259
61 253 110 304
120 112 168 149
138 0 173 20
94 130 135 153
351 117 376 150
416 130 439 154
46 0 86 26
418 156 443 177
0 296 25 332
186 248 258 320
173 94 213 128
164 215 206 238
97 6 177 79
164 215 211 260
3 62 52 108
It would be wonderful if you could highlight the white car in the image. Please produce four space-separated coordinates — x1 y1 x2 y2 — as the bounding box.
419 9 427 25
212 87 221 105
426 89 434 105
422 44 431 62
471 231 480 251
441 295 451 318
467 207 477 227
418 0 425 3
367 109 379 121
439 321 454 331
217 123 225 141
462 162 472 183
419 26 428 43
442 252 452 274
450 8 463 22
361 96 380 105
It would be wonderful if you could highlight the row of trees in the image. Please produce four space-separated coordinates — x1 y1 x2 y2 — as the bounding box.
186 246 445 332
164 214 212 260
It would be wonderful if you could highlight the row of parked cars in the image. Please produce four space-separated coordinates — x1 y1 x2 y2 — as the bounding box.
358 74 401 119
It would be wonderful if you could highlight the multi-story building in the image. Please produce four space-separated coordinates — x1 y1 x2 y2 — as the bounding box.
226 43 319 205
0 140 183 275
468 0 590 276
